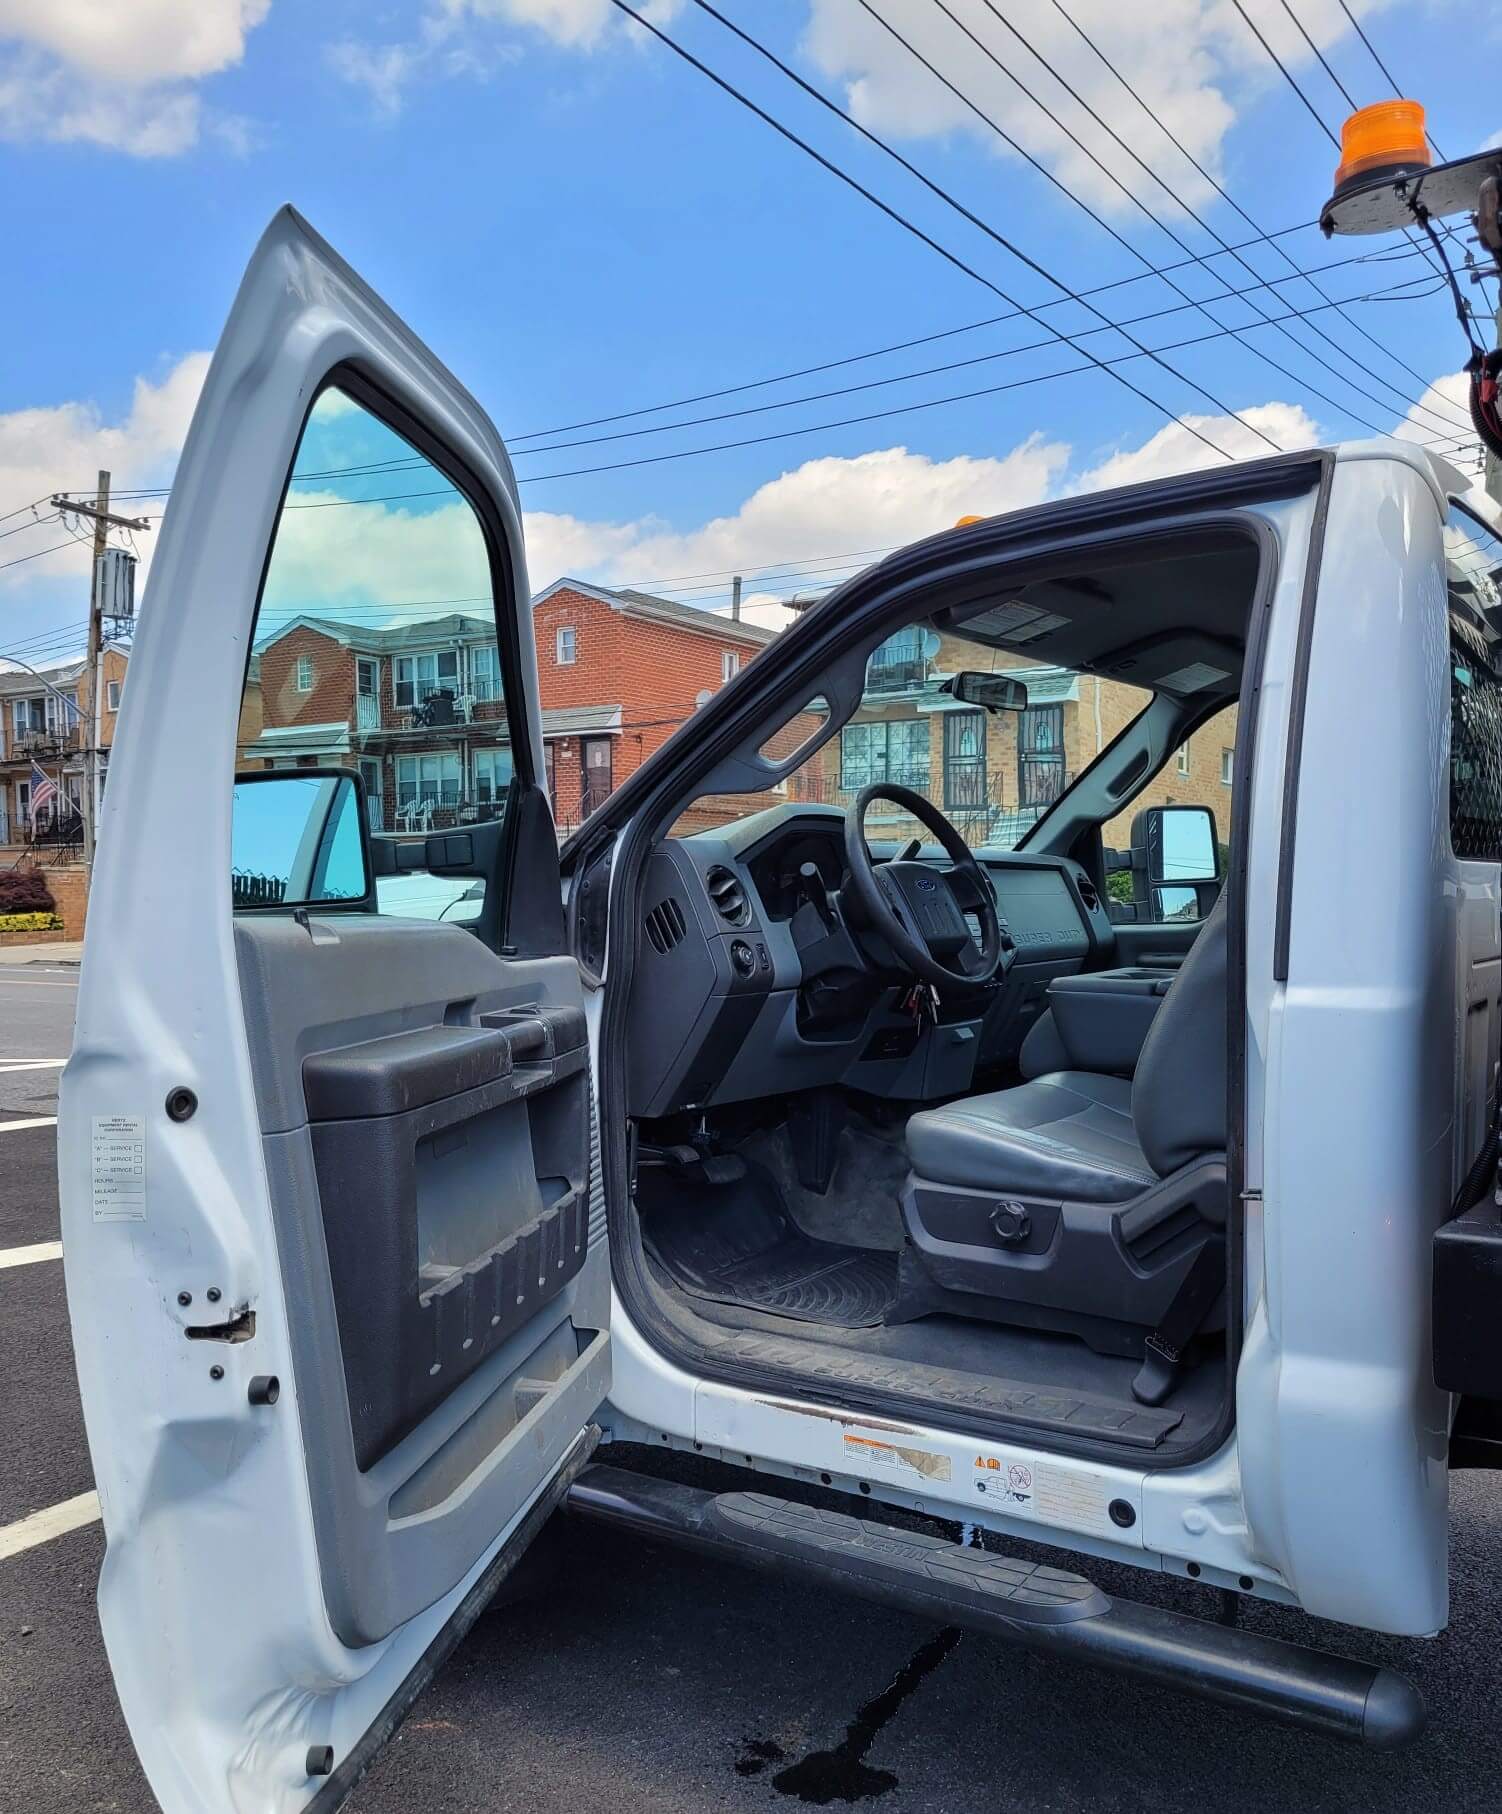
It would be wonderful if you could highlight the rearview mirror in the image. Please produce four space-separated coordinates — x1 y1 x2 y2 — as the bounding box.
943 671 1028 713
232 769 372 910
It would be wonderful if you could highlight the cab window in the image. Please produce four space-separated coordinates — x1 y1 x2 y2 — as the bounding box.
233 383 518 928
1445 501 1502 862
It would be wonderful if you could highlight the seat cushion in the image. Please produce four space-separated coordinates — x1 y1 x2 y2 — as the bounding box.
905 1071 1158 1204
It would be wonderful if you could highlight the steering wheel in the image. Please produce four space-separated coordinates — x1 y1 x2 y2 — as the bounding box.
841 784 1008 991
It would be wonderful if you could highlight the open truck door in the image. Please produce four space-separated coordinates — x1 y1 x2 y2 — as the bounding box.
57 208 610 1812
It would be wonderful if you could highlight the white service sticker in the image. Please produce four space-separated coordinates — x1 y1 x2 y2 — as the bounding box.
842 1432 952 1483
91 1115 146 1222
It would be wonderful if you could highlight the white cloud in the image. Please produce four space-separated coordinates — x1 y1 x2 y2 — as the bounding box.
329 0 681 116
0 0 267 154
801 0 1397 216
581 439 1070 586
1070 401 1320 491
0 353 209 593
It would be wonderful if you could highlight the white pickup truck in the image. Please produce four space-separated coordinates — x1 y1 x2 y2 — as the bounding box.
59 209 1502 1811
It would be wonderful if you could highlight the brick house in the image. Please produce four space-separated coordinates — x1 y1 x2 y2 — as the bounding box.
791 620 1237 852
0 646 128 855
242 579 777 836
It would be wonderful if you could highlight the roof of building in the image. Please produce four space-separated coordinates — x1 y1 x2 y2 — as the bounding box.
534 578 779 646
250 582 779 659
0 656 87 695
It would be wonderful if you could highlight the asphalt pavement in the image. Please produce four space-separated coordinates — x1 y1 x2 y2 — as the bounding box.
2 957 1500 1812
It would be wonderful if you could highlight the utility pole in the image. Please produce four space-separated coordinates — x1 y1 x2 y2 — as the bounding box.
731 574 742 622
49 480 149 871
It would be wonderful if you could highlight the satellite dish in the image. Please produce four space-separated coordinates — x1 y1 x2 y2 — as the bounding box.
694 688 713 709
923 629 942 659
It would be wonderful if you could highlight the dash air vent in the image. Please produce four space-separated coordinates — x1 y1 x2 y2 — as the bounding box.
705 864 750 926
645 896 688 954
1076 876 1101 912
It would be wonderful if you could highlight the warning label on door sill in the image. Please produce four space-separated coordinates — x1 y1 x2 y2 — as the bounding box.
91 1115 146 1222
842 1432 952 1484
971 1453 1114 1536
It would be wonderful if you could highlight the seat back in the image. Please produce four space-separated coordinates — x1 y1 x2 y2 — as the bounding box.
1131 890 1228 1176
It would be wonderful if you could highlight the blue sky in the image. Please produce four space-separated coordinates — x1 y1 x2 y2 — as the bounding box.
1 0 1498 670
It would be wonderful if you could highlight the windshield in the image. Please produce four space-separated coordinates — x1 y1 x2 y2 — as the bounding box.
692 623 1152 851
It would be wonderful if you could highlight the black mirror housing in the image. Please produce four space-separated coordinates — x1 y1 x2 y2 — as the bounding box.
943 671 1028 713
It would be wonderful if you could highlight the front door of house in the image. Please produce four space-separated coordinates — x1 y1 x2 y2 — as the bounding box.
581 737 613 818
358 756 384 830
1019 704 1065 808
356 657 380 732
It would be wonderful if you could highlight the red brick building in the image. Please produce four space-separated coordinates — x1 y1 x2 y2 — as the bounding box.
242 579 777 836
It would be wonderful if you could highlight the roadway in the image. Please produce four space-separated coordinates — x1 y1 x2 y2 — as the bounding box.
2 957 1500 1811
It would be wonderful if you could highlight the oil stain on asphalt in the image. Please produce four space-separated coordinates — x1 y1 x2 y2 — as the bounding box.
736 1627 962 1803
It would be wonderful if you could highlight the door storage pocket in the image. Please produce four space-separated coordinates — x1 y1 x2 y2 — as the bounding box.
303 1017 591 1470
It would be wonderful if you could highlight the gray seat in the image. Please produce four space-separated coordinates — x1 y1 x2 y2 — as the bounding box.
895 893 1228 1352
904 1071 1155 1204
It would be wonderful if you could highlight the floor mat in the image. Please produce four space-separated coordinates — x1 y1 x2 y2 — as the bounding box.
640 1163 898 1328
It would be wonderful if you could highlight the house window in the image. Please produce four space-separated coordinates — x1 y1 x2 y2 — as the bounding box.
556 626 577 665
107 679 122 711
295 655 314 693
1176 741 1190 776
16 779 30 827
544 740 556 804
839 718 931 791
470 642 501 701
722 649 740 683
943 711 988 808
866 625 927 693
393 649 459 710
1018 704 1065 808
394 752 462 811
1221 747 1234 785
473 746 514 806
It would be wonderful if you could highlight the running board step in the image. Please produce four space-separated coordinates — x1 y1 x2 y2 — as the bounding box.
566 1464 1425 1749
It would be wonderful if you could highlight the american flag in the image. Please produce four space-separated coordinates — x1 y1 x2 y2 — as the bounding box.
29 761 58 821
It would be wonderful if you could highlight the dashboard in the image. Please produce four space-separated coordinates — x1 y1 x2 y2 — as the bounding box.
627 803 1117 1121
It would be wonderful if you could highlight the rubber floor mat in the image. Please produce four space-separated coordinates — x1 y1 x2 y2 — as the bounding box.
641 1163 898 1328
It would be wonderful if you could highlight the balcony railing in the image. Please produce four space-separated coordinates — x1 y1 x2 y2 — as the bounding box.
865 653 927 693
11 726 81 758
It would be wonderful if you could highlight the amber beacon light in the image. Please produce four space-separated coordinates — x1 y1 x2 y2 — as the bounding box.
1331 100 1430 199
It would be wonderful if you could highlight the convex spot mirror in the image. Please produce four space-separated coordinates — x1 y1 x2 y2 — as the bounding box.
943 672 1028 713
232 769 373 910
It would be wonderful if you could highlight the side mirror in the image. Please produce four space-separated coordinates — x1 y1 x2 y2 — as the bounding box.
231 769 373 911
1129 803 1220 919
943 671 1028 713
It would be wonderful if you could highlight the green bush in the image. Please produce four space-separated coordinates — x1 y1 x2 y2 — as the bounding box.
0 911 63 932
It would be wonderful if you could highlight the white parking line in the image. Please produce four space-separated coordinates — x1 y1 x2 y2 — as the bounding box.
0 978 79 988
0 1118 58 1133
0 1491 101 1562
0 1240 62 1270
0 1059 66 1070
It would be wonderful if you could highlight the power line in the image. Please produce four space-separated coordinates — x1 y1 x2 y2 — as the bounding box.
1232 0 1460 336
607 0 1257 464
439 274 1461 462
1332 0 1446 158
1046 0 1464 422
1007 0 1471 435
0 539 82 574
910 0 1444 441
496 237 1436 443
